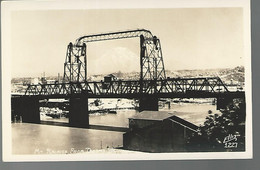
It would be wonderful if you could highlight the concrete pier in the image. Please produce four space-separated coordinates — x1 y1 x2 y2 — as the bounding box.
12 97 40 123
69 97 89 128
139 97 158 112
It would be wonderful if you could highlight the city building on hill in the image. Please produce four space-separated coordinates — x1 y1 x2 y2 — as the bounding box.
104 74 117 82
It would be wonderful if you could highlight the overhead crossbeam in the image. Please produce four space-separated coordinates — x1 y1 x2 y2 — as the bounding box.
75 29 153 45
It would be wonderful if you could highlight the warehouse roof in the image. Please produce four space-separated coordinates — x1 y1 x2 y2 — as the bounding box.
130 111 174 121
130 111 198 131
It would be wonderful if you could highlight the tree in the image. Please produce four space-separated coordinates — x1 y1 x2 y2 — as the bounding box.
187 98 246 152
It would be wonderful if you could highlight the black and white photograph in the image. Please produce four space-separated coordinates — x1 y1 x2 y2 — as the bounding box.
1 0 252 161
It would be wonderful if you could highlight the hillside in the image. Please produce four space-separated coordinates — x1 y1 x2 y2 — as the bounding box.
109 66 245 84
11 66 245 85
166 66 244 84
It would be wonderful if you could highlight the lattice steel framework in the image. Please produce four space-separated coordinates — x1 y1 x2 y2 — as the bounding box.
63 43 87 82
63 29 166 83
140 35 166 81
25 77 233 97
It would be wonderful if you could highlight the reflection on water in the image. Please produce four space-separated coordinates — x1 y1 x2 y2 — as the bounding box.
12 102 220 154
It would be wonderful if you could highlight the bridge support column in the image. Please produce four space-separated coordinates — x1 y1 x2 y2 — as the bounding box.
69 97 89 128
217 98 233 110
139 97 158 112
12 97 40 123
11 98 21 122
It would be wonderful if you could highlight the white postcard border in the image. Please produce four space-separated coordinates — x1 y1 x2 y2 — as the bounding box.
1 0 252 161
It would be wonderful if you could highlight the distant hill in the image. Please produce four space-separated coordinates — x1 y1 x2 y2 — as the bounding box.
11 66 244 85
109 66 245 84
165 66 244 84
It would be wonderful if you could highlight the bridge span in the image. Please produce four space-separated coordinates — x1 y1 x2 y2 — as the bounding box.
12 76 245 128
24 77 244 99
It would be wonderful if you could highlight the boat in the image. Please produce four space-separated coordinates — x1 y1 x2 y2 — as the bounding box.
108 110 117 114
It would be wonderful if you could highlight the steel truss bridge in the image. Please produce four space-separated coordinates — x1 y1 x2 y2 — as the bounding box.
12 29 245 127
25 77 244 99
25 29 244 99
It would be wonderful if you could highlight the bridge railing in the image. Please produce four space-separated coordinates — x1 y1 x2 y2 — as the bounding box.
25 77 229 96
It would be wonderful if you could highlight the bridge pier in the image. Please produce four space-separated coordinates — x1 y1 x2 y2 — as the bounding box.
11 97 40 123
139 97 159 112
69 97 89 128
217 97 233 110
11 97 21 122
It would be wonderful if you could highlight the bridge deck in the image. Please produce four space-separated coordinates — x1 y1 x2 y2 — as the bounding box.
14 91 245 100
22 77 244 99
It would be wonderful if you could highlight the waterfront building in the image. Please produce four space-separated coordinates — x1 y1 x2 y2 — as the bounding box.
123 111 198 152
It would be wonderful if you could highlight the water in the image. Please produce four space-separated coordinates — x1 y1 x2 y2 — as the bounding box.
12 123 124 154
12 102 220 154
89 103 220 127
160 103 220 126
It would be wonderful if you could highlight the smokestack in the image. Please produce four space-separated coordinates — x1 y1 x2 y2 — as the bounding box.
58 73 60 83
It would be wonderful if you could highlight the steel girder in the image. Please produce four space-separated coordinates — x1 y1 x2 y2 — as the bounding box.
25 77 231 97
75 29 153 45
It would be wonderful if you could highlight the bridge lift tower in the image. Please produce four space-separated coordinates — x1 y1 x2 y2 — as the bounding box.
63 29 166 83
62 29 166 127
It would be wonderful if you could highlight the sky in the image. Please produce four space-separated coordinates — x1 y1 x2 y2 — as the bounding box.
11 8 244 77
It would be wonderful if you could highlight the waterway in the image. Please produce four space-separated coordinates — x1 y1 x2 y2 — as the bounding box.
12 101 220 154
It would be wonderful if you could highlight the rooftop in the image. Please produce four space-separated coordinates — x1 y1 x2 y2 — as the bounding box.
130 111 175 121
105 74 116 78
130 111 198 131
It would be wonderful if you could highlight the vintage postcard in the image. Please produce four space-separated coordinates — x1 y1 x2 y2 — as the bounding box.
1 0 252 161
